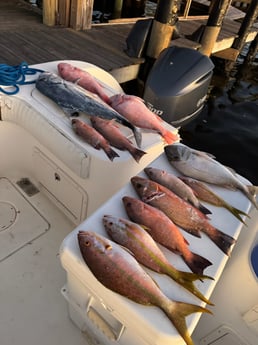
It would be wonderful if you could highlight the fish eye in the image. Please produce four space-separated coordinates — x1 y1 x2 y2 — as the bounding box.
84 240 91 247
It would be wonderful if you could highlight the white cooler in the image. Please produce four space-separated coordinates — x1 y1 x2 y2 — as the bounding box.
59 153 252 345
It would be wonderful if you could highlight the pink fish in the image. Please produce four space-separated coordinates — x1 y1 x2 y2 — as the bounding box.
109 93 179 144
131 176 236 256
72 118 119 161
58 62 110 104
122 196 212 275
90 117 146 162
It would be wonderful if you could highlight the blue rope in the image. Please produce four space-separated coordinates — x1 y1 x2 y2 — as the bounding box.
0 61 44 95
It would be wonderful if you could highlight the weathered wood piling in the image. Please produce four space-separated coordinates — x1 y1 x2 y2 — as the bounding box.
198 0 232 56
146 0 179 59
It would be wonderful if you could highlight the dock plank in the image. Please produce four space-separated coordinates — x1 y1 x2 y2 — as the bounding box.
0 0 257 83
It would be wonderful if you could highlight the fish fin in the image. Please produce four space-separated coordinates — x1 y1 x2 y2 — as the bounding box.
224 204 250 225
164 301 212 345
129 147 147 163
182 227 202 238
73 77 81 85
183 237 190 246
133 126 142 148
183 252 212 275
139 224 151 232
198 203 212 215
207 228 236 256
246 185 258 210
62 107 80 117
104 147 120 161
161 130 180 145
142 191 166 203
109 118 119 127
192 147 216 159
119 245 135 257
248 185 258 196
175 271 214 305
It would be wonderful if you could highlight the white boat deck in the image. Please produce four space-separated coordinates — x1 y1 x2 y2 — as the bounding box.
0 61 257 345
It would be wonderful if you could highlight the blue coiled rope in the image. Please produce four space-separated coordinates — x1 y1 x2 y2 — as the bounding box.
0 62 44 95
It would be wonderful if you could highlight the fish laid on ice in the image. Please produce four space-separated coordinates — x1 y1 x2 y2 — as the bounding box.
103 215 214 305
35 72 142 147
164 143 258 209
122 196 212 275
131 176 236 256
144 167 211 215
180 177 250 225
57 62 110 104
78 231 211 345
109 93 179 144
72 118 119 161
90 117 146 163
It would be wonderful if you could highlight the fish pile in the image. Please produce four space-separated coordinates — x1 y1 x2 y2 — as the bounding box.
35 62 179 162
76 142 255 345
78 231 211 345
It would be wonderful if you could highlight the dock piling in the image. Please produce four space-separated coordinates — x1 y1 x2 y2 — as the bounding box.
146 0 179 59
198 0 233 56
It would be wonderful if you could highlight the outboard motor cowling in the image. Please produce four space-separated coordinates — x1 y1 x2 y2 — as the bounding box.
143 46 214 127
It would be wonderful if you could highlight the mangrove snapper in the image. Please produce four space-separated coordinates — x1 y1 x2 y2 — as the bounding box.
109 93 179 144
180 177 249 225
144 167 211 215
131 176 236 256
72 118 119 161
90 117 146 163
164 143 258 209
57 62 110 104
122 196 212 275
35 72 142 147
78 231 211 345
103 215 214 305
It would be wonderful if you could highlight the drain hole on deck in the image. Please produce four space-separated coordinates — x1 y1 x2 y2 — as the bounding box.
16 178 40 196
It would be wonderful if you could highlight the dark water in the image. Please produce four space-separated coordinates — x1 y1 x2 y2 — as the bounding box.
179 49 258 185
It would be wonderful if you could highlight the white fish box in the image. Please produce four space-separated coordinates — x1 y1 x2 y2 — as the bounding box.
60 153 252 345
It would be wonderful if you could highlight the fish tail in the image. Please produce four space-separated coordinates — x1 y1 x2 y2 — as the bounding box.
206 227 236 256
170 269 214 305
161 129 180 145
104 147 120 161
163 301 212 345
128 147 147 163
183 252 212 276
246 185 258 210
132 126 142 148
224 203 250 225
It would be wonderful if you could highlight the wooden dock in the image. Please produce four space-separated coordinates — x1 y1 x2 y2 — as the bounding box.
0 0 257 83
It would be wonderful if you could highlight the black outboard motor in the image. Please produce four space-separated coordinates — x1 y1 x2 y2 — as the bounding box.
143 46 214 127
